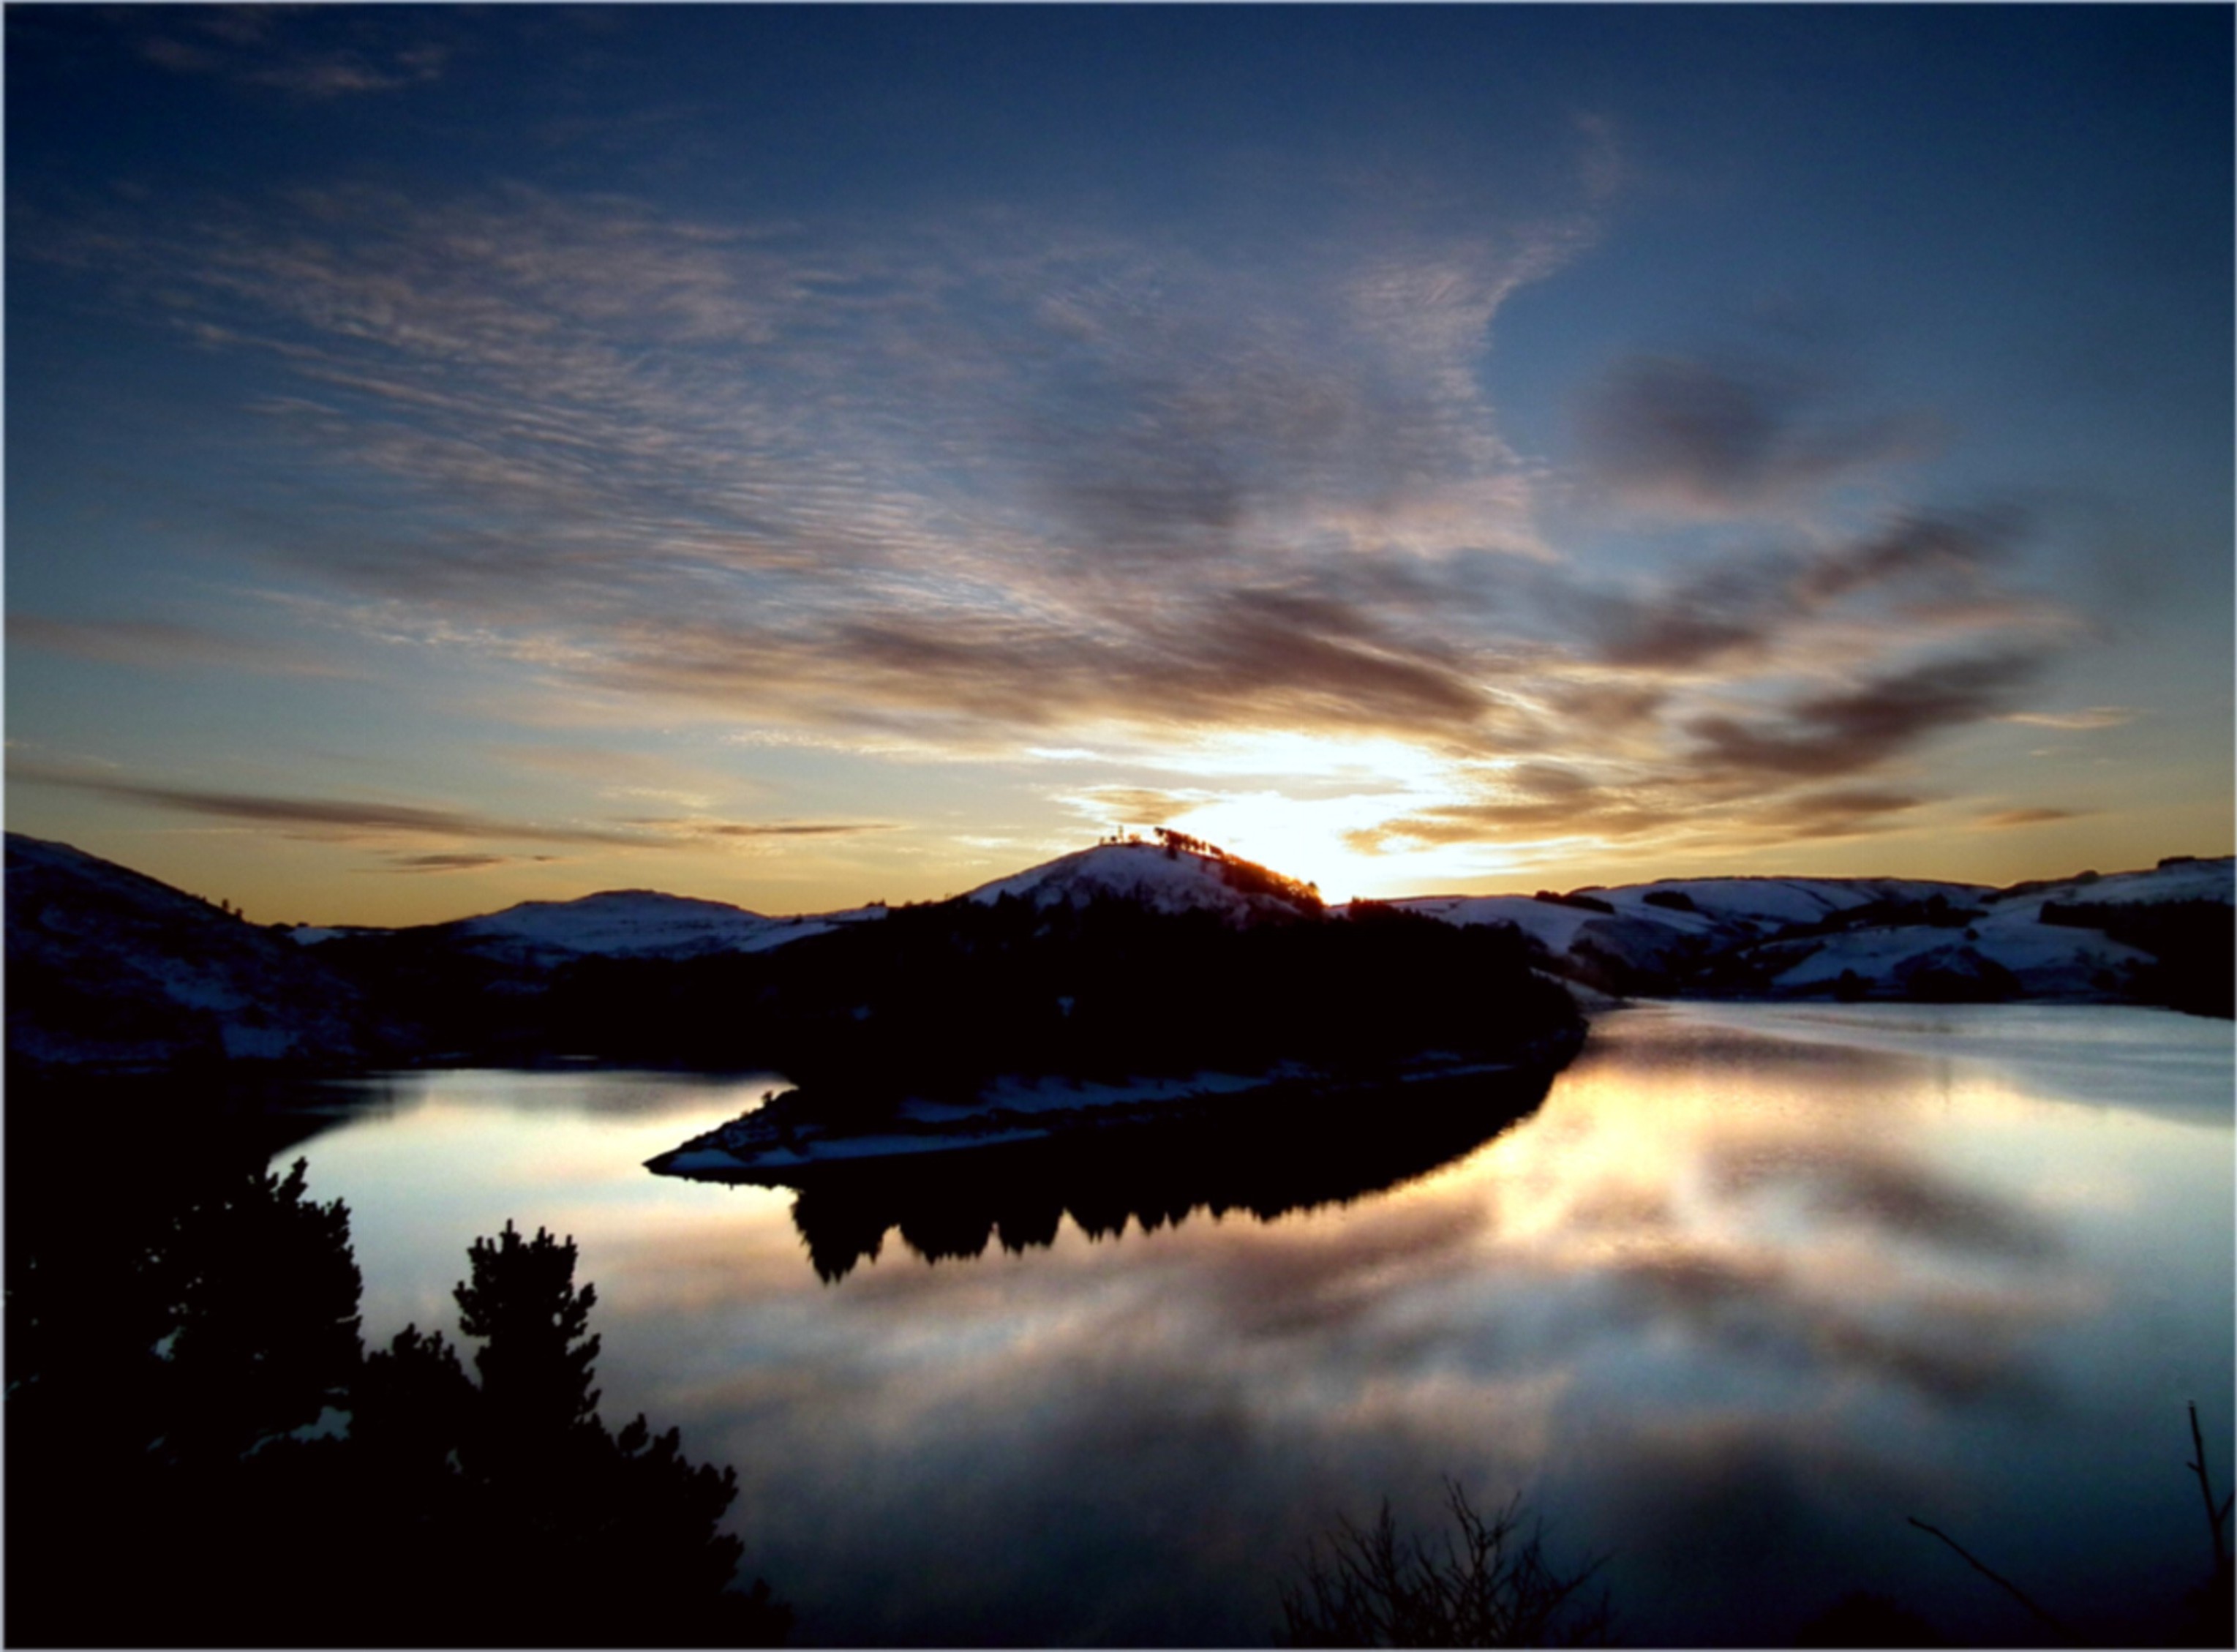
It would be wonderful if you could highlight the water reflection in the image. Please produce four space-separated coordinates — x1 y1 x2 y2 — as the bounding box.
655 1067 1562 1281
1483 1013 2090 1414
233 1005 2230 1646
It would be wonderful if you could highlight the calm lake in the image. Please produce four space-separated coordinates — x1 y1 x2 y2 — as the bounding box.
279 1002 2233 1646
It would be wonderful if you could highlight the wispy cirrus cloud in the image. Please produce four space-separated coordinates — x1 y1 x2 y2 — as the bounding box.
132 8 451 99
31 158 2098 869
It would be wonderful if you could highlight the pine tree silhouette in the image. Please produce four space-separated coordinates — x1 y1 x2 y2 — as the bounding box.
157 1157 363 1465
455 1220 604 1468
6 1154 789 1648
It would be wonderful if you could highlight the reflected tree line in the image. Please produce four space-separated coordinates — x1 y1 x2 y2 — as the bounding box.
4 1090 787 1649
759 1065 1563 1282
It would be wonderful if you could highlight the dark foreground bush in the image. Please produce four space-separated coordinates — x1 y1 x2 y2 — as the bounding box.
7 1152 788 1648
1281 1480 1611 1648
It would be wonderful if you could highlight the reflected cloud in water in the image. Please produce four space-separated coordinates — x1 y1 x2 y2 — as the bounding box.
272 1006 2230 1645
693 1067 1565 1282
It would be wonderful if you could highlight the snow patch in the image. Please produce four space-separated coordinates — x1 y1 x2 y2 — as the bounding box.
963 841 1315 925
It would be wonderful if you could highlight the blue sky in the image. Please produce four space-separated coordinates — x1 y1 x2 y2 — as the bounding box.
7 5 2230 923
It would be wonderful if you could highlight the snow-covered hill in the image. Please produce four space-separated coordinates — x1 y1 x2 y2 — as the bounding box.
425 888 881 966
963 839 1322 926
286 887 886 966
1752 857 2232 1005
1382 875 1982 983
5 833 391 1070
1380 856 2233 1007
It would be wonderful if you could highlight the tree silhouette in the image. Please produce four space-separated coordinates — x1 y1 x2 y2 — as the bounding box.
156 1157 364 1465
5 1152 788 1648
456 1220 603 1441
401 1220 781 1646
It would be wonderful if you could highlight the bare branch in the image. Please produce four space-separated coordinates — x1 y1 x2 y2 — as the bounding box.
2187 1400 2233 1574
1282 1484 1610 1647
1906 1517 2081 1645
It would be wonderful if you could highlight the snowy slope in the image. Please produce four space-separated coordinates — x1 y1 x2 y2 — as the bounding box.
1991 855 2235 912
1377 858 2231 1006
1747 859 2230 1000
288 887 887 966
5 833 390 1069
963 841 1320 925
1380 876 1983 988
436 888 880 964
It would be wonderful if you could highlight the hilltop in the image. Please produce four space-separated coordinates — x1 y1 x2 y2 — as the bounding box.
963 833 1324 924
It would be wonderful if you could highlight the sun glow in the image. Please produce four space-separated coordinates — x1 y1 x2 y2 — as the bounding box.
1049 730 1558 900
1157 790 1522 904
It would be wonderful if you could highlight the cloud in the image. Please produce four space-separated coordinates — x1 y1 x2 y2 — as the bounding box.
1753 787 1924 838
1059 787 1202 830
577 577 1509 750
6 613 354 678
632 818 895 841
2002 707 2135 731
29 170 2099 871
385 852 516 874
1580 561 1792 672
247 48 448 98
9 765 656 848
1792 506 2024 607
48 181 1580 726
1352 757 1928 857
135 11 450 98
1704 1138 2059 1263
1574 350 1928 516
1684 650 2049 781
1356 765 1687 852
1978 806 2083 829
1569 507 2037 674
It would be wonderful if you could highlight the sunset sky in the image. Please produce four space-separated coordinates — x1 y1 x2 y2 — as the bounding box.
7 5 2231 925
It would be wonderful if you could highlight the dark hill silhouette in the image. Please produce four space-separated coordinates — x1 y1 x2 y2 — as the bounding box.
666 893 1575 1111
4 832 395 1073
638 895 1584 1208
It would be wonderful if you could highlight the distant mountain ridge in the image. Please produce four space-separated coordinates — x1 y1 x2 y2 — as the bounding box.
7 830 2230 1073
